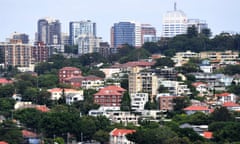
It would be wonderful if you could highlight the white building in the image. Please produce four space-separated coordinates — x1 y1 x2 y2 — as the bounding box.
110 128 135 144
108 111 139 125
172 50 200 66
130 93 149 111
77 34 101 55
162 3 188 38
160 80 191 96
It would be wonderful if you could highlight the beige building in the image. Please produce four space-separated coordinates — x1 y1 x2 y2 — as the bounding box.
172 50 200 66
128 67 158 99
0 39 33 67
200 50 239 63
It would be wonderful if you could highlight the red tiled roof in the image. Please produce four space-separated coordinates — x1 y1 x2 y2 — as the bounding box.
192 82 207 87
60 67 81 71
0 142 8 144
223 102 240 107
22 130 37 138
111 128 136 136
0 78 13 84
216 92 231 97
36 105 50 112
183 105 209 111
103 85 126 92
112 61 155 68
203 131 213 139
48 88 79 93
94 89 122 96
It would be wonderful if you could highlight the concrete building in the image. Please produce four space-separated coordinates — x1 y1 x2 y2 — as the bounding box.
128 67 158 99
130 93 149 111
37 17 61 45
69 20 96 45
172 50 200 66
11 32 29 44
32 41 51 63
108 111 139 125
0 40 33 67
77 34 101 55
111 21 141 48
141 24 158 45
162 3 188 38
187 19 208 33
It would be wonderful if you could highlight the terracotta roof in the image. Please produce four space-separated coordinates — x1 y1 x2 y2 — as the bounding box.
103 85 126 92
223 102 240 107
94 89 122 96
112 61 155 68
203 131 213 139
0 78 13 84
0 142 8 144
22 130 37 138
83 75 103 81
183 105 209 111
192 82 207 87
48 88 79 93
36 105 50 112
111 128 136 136
216 92 231 97
60 67 81 71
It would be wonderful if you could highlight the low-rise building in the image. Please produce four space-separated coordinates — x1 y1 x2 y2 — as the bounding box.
183 105 211 115
58 67 82 83
216 92 237 104
108 111 139 125
109 128 136 144
130 93 149 111
172 51 200 66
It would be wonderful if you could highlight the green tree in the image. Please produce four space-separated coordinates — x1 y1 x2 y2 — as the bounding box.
93 130 109 144
173 97 190 113
38 74 58 88
187 25 198 38
153 57 174 68
210 107 233 122
120 92 131 111
0 84 15 98
142 42 160 54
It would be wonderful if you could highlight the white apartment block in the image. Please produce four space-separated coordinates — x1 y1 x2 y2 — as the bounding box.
108 111 139 125
130 93 149 111
160 80 191 96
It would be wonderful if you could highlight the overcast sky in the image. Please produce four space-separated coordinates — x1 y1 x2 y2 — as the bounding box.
0 0 239 42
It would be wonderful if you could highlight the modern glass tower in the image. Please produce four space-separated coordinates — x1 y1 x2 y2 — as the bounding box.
37 17 61 45
111 21 141 48
69 20 96 45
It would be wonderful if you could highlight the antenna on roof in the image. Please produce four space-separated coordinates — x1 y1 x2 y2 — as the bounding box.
174 2 177 11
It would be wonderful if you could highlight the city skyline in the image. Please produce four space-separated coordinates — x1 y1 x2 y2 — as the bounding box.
0 0 239 42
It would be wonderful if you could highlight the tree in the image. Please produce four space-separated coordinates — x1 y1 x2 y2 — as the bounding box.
142 42 160 54
187 25 198 38
0 84 15 98
153 57 174 68
88 69 105 78
93 130 109 144
201 28 212 38
210 107 233 122
173 97 190 113
0 98 15 118
120 92 131 111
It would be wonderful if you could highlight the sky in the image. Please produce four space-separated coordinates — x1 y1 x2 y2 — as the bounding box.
0 0 239 42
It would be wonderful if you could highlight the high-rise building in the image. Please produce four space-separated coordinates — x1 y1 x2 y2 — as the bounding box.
11 32 29 44
37 17 61 45
77 34 102 55
33 42 51 63
69 20 96 45
187 19 208 33
0 39 33 67
111 21 141 48
162 3 188 38
141 24 157 45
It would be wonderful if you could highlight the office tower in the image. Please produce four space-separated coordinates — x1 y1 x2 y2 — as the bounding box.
141 24 157 45
69 20 96 45
0 39 33 67
61 33 70 45
111 21 141 48
187 19 208 33
77 34 102 55
37 17 61 45
162 3 188 38
11 32 29 44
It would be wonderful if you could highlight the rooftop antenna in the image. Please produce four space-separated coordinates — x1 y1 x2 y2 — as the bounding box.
174 2 177 11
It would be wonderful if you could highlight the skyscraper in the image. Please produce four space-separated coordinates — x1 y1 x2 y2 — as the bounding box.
162 3 188 38
37 17 61 45
111 21 141 48
77 34 101 55
141 24 157 45
69 20 96 45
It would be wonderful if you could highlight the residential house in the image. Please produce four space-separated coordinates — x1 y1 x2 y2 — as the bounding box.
139 110 167 121
58 67 82 83
192 82 209 97
160 80 191 96
14 101 50 112
222 102 240 111
80 75 104 90
0 141 8 144
109 128 136 144
216 92 237 104
108 111 139 125
0 78 13 85
100 67 121 79
93 85 126 109
156 93 183 111
183 105 211 115
130 93 149 111
172 50 200 66
22 130 40 144
47 88 84 103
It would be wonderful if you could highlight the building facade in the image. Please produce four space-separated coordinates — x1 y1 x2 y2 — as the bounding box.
32 41 51 63
111 21 141 48
69 20 96 45
187 19 208 33
130 93 149 111
58 67 82 83
37 17 61 45
162 3 188 38
141 24 157 45
77 34 101 55
11 32 29 44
